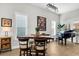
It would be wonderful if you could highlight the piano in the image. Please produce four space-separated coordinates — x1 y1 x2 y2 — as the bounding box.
58 30 75 45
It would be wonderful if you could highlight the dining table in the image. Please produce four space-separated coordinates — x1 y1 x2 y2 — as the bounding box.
17 35 54 42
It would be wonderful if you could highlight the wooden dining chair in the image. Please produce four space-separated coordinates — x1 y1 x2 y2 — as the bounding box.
34 37 46 56
41 33 51 43
18 37 30 56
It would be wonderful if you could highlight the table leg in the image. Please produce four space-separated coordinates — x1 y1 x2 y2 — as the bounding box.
52 38 54 42
65 38 66 45
61 38 63 45
49 39 50 42
71 37 73 43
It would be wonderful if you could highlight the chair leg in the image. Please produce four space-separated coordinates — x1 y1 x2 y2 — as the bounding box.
27 50 28 56
36 51 38 56
43 52 45 56
23 51 25 56
0 50 1 54
37 52 38 56
30 49 31 56
20 50 21 56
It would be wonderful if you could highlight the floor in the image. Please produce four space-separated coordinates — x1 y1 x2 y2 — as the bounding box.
0 41 79 56
47 42 79 56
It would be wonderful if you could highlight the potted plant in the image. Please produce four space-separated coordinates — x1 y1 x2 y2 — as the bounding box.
57 24 65 31
35 26 40 36
57 24 65 38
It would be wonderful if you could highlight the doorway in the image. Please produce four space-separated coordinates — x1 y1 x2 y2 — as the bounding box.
51 21 56 38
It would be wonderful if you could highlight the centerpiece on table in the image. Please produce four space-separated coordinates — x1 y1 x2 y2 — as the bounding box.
35 26 40 36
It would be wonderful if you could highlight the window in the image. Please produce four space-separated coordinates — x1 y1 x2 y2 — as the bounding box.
16 14 28 36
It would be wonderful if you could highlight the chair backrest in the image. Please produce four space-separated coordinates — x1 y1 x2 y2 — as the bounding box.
18 37 29 49
34 37 46 50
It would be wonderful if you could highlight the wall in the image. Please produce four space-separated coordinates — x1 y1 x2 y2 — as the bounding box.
60 9 79 24
60 9 79 30
0 3 59 49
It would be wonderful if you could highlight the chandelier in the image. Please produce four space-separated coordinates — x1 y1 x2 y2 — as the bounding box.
47 3 58 13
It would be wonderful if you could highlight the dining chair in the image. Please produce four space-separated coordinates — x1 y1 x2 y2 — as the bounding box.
18 37 31 56
34 37 46 56
0 49 1 54
41 33 51 43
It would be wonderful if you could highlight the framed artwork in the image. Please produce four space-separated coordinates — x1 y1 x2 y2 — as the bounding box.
37 16 46 31
1 18 12 27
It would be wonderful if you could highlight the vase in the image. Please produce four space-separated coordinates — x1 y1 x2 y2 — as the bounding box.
36 31 40 37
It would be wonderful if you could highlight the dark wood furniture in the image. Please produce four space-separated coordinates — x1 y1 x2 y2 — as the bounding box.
18 37 30 56
0 37 11 53
34 37 46 56
31 34 54 42
17 36 54 56
18 36 54 42
30 44 36 56
40 33 52 43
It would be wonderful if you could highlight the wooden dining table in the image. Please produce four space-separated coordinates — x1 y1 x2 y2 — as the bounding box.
17 35 54 41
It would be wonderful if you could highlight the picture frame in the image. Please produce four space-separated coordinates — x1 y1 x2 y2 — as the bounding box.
1 18 12 27
37 16 46 31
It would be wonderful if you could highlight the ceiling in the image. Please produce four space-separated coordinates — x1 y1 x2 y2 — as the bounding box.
31 3 79 14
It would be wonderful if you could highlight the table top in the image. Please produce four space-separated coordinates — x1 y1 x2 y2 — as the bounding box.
17 35 54 39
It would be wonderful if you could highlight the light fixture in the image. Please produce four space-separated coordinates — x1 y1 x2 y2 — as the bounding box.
3 27 10 36
47 3 58 13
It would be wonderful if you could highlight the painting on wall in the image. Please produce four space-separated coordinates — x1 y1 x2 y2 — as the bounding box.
37 16 46 31
1 18 12 27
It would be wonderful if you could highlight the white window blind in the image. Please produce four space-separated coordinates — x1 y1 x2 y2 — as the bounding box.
16 14 28 36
